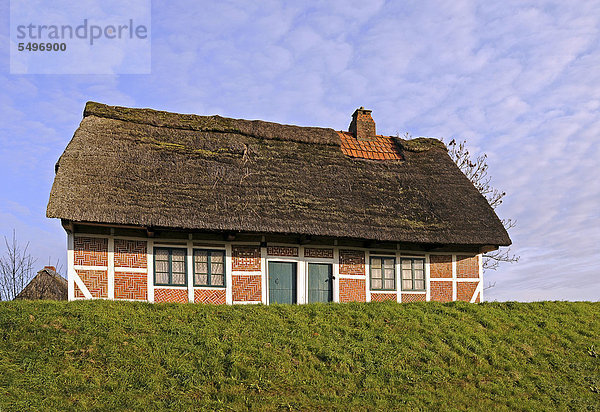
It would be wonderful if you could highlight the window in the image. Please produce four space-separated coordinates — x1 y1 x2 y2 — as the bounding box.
401 258 425 291
194 249 225 287
154 248 187 286
370 256 395 291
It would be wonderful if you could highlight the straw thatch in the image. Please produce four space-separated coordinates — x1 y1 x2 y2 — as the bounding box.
14 267 67 300
47 102 511 247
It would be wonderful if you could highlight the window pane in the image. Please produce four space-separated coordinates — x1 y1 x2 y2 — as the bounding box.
155 248 168 259
371 258 381 269
210 252 224 263
402 279 413 290
402 269 412 280
384 268 395 280
414 259 424 270
156 271 169 284
383 258 394 269
172 272 186 285
172 249 185 261
155 260 169 273
195 273 208 285
372 279 382 290
172 260 185 273
212 274 224 286
195 261 208 274
415 280 425 290
211 262 224 275
414 269 424 280
384 279 395 290
194 250 208 262
371 268 382 280
401 260 412 270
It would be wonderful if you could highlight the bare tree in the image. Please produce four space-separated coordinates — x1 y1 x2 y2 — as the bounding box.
446 139 519 271
0 230 37 301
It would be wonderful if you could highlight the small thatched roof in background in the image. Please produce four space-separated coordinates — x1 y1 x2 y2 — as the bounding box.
14 266 67 301
47 102 511 247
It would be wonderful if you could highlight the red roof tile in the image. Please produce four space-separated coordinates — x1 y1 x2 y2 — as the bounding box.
338 131 403 161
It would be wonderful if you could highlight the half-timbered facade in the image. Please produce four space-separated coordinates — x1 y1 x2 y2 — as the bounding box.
47 103 510 304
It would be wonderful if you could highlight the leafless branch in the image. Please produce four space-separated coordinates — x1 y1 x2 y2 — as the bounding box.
0 230 37 301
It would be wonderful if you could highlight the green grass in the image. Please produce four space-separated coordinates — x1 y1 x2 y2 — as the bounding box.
0 301 599 411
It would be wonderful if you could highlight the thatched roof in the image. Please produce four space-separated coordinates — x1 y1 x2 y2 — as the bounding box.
47 102 511 247
15 267 67 300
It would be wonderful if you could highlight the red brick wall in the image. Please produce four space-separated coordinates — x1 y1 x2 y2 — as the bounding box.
154 288 188 303
304 248 334 259
114 272 147 300
232 246 261 271
232 275 262 302
339 278 366 302
114 239 147 268
430 255 452 278
267 246 298 257
430 281 453 302
457 255 479 278
74 269 107 298
370 293 397 302
457 282 479 302
401 293 426 302
339 250 365 275
194 289 226 304
74 237 108 266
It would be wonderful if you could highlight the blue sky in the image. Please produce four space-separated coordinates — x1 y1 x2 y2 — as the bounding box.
1 1 598 301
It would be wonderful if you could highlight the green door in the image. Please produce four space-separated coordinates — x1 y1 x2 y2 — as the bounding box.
268 262 297 304
308 263 333 303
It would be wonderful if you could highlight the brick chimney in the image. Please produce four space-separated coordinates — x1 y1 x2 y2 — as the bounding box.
349 107 376 141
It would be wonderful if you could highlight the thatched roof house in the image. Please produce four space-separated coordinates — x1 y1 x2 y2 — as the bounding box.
14 266 67 300
47 102 509 305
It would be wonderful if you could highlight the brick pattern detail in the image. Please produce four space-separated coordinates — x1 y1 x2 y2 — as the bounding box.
457 255 479 278
401 293 426 303
430 255 452 278
154 288 189 303
430 281 453 302
114 239 147 268
339 278 366 302
304 248 334 259
74 237 108 266
370 293 397 302
232 246 261 271
114 272 147 300
194 289 226 304
232 275 262 302
339 250 365 275
267 246 298 257
74 270 108 298
457 282 479 302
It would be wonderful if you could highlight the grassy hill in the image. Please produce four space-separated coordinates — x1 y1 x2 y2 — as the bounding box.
0 300 598 411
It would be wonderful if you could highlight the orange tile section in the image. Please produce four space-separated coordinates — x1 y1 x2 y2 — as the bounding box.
114 271 147 300
194 289 226 304
154 288 189 303
457 255 479 278
401 293 426 302
74 236 108 266
232 246 261 271
457 281 479 302
232 275 262 302
74 269 108 298
339 278 366 302
430 281 453 302
338 131 403 160
114 239 147 269
370 293 397 302
339 250 365 275
430 255 452 278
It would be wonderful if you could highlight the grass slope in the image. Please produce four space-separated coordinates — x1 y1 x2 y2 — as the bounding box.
0 300 599 411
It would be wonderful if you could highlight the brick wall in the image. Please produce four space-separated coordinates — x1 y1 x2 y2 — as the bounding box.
194 289 226 304
267 246 298 257
232 275 262 302
457 255 479 278
74 269 107 298
430 281 453 302
232 246 261 271
339 250 365 275
457 281 479 302
401 293 426 302
430 255 452 278
114 239 147 268
74 237 108 266
339 278 366 302
154 288 188 303
370 293 397 302
114 272 147 300
304 248 334 259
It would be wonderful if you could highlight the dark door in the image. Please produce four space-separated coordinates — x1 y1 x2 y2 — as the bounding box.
308 263 333 303
268 262 297 304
